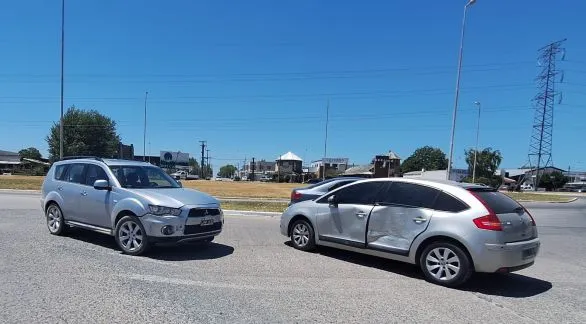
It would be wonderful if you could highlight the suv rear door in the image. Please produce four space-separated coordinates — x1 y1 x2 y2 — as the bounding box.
470 188 537 243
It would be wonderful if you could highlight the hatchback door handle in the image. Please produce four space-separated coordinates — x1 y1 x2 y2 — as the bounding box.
57 186 63 191
413 217 427 224
356 212 367 218
80 191 87 196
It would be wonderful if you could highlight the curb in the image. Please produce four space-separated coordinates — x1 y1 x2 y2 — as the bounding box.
518 197 578 204
222 210 281 217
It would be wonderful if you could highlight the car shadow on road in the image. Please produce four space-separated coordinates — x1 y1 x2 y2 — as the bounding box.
148 242 234 261
66 228 234 261
296 243 552 297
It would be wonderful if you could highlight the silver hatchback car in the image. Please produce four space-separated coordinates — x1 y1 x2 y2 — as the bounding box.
41 157 224 256
280 178 540 287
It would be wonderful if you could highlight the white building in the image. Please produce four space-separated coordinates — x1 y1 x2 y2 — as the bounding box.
403 168 468 182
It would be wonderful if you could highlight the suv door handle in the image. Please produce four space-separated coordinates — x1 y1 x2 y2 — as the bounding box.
57 186 63 191
413 217 427 224
356 212 367 218
80 191 88 196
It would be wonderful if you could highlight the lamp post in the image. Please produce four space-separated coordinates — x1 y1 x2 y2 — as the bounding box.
446 0 477 180
59 0 65 159
143 91 148 161
472 101 481 183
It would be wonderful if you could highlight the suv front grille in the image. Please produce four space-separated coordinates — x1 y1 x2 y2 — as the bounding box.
184 222 222 235
188 208 221 217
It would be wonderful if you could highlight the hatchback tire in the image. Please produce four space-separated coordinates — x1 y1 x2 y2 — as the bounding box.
46 203 68 236
115 216 150 256
290 219 316 251
419 242 472 287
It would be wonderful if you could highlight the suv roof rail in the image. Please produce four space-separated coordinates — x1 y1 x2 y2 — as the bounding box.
61 156 104 162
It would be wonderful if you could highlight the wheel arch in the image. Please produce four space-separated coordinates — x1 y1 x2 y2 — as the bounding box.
287 214 314 237
114 210 138 227
414 235 474 270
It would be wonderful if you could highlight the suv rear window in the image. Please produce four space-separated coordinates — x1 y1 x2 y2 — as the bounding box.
54 164 68 181
470 189 521 214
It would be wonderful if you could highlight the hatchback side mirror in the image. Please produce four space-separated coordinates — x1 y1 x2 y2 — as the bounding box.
328 195 338 207
93 179 111 191
177 180 183 188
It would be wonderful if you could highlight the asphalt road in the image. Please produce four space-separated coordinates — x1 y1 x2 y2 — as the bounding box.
1 193 585 323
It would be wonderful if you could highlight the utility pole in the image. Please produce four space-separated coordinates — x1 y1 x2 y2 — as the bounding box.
322 99 330 181
251 157 256 182
206 149 210 178
199 141 206 179
527 39 566 191
472 101 481 183
447 0 477 180
59 0 65 159
143 91 148 161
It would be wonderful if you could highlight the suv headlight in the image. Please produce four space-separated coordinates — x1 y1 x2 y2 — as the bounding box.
149 205 182 216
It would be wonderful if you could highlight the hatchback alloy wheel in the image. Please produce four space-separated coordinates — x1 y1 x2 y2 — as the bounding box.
290 219 316 251
420 242 472 287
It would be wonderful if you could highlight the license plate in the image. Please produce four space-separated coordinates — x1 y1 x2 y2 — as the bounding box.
522 247 537 259
200 217 214 226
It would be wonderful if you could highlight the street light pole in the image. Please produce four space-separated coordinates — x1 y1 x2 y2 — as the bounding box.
447 0 477 180
143 91 148 161
322 99 330 181
472 101 481 183
59 0 65 159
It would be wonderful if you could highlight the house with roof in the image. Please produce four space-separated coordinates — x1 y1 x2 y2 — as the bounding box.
0 150 21 174
276 151 303 175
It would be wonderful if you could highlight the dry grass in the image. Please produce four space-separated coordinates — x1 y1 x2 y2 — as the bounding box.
0 175 300 199
182 180 299 198
504 192 575 203
0 175 44 190
220 201 288 212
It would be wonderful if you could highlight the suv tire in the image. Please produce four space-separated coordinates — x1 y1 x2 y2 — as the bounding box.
115 215 150 256
46 203 68 236
419 241 472 287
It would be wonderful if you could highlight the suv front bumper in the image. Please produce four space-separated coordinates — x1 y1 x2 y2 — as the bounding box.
140 213 223 242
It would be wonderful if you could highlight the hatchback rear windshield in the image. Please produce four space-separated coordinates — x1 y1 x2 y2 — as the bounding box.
470 189 522 214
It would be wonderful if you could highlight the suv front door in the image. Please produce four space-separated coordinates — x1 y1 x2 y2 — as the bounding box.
81 164 113 228
366 182 439 255
315 181 386 248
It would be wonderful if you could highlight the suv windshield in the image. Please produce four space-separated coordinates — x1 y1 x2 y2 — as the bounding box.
110 165 180 189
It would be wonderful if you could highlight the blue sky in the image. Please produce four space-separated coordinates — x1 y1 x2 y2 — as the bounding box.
1 0 585 173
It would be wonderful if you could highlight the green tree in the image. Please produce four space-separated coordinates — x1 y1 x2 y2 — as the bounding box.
539 171 568 191
464 147 503 179
218 164 237 178
46 107 121 160
401 146 448 174
188 158 200 175
18 147 42 160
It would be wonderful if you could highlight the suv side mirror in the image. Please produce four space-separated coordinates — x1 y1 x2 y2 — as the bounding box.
177 180 183 188
328 195 338 207
93 179 111 191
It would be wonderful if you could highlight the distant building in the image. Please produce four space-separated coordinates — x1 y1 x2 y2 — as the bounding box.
343 164 374 177
372 150 401 178
0 150 21 173
276 151 303 175
403 168 468 182
116 142 134 160
311 157 349 178
244 160 276 173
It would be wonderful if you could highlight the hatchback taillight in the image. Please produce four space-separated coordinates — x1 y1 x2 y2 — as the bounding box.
291 191 302 200
473 214 503 231
469 190 503 231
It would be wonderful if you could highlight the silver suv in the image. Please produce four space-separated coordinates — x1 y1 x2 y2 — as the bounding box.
40 157 224 256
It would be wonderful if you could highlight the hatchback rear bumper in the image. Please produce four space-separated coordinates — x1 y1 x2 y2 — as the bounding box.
474 237 540 273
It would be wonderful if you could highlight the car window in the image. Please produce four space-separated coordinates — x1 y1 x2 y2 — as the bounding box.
379 182 440 209
110 165 180 189
327 180 356 192
321 181 385 205
66 164 86 184
54 164 68 181
469 189 521 214
433 191 469 213
85 164 109 186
